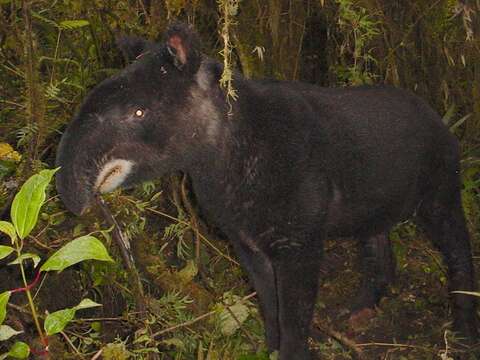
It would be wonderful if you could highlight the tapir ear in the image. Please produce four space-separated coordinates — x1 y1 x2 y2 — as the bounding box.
116 35 154 63
165 22 202 74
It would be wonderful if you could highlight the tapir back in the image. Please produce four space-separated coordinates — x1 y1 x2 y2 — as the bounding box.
223 81 454 238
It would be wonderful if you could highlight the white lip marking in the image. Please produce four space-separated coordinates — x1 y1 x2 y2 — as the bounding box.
95 159 134 193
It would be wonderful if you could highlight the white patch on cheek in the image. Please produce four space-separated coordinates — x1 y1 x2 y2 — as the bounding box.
95 159 134 193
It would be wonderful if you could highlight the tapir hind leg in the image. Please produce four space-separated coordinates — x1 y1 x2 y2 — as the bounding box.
353 231 396 312
417 152 478 344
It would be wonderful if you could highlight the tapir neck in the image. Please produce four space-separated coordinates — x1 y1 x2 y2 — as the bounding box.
185 98 263 232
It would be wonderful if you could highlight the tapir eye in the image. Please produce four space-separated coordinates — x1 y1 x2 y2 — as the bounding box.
134 109 145 118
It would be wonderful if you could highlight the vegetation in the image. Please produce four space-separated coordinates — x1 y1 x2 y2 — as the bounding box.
0 0 479 359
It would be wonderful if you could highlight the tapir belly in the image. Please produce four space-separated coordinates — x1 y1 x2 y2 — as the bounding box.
323 172 423 238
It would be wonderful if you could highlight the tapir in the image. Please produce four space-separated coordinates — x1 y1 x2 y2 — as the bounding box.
55 23 478 359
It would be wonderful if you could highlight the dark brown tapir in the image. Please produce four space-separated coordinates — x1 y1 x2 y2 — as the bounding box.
55 23 478 359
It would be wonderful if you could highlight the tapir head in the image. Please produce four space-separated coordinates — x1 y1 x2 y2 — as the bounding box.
56 23 224 215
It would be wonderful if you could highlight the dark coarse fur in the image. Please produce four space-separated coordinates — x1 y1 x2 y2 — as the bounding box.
55 23 478 359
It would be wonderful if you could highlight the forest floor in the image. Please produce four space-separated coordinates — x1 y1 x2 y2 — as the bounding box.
313 233 475 360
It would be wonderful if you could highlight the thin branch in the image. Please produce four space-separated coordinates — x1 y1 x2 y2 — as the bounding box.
312 317 366 360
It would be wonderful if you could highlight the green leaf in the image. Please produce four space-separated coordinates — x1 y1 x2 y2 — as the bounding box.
91 321 101 332
161 338 185 350
44 298 102 336
8 253 41 268
0 221 16 243
44 308 75 335
8 341 30 359
0 325 22 341
41 235 113 273
59 20 90 30
0 291 11 324
0 160 17 181
441 104 456 125
0 246 14 261
11 169 58 240
31 11 59 28
238 352 271 360
177 260 198 284
74 298 102 311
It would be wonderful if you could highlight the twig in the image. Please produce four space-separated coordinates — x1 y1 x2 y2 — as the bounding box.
90 349 103 360
179 175 202 265
96 196 135 270
312 318 366 360
29 234 55 251
7 303 30 315
355 341 435 353
96 196 147 315
61 330 85 359
75 316 125 322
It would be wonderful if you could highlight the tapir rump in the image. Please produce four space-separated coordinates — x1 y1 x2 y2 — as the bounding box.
55 23 478 359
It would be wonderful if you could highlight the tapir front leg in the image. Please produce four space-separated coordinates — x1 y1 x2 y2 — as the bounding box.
273 241 322 360
233 233 280 351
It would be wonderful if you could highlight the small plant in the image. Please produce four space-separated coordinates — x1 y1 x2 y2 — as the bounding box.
0 169 113 358
336 0 380 85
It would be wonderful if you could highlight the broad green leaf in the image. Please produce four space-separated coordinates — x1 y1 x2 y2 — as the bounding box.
0 291 11 324
11 169 58 240
44 308 75 335
59 20 89 30
44 298 102 335
0 221 16 243
8 341 30 359
74 298 102 311
0 246 14 261
41 235 113 272
8 253 41 268
0 325 22 341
